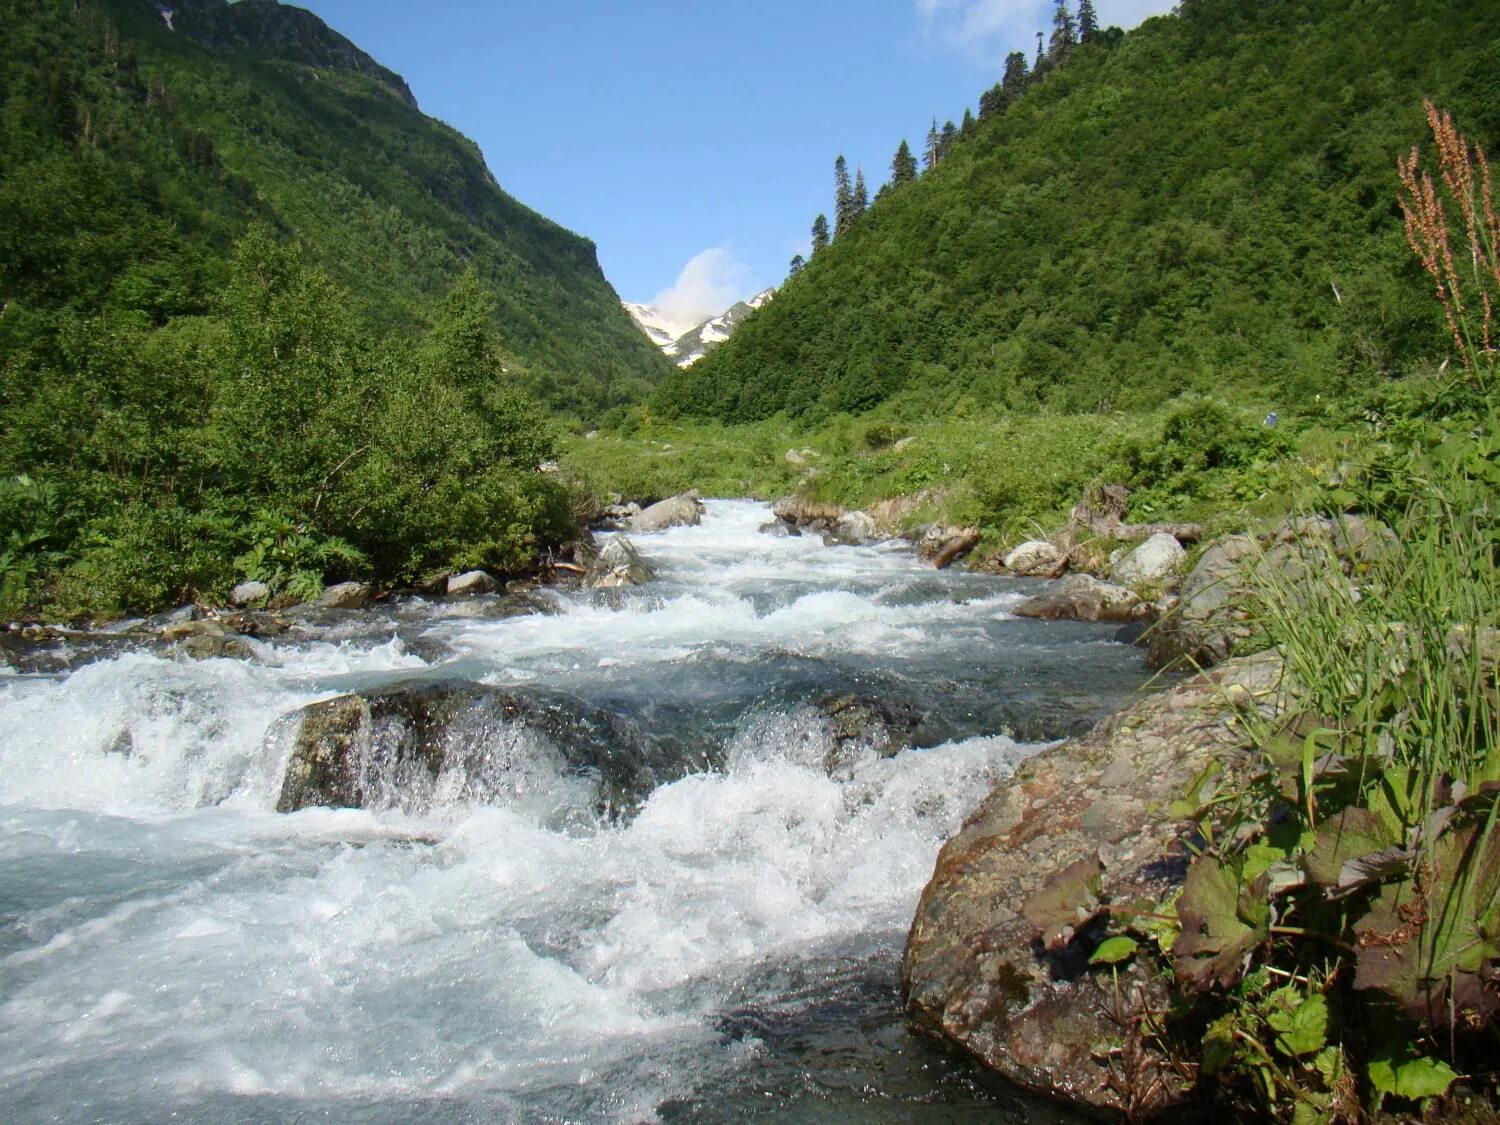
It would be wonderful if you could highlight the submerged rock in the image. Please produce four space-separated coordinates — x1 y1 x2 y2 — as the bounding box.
903 651 1287 1113
276 681 677 817
1012 573 1140 624
817 693 922 775
630 491 704 532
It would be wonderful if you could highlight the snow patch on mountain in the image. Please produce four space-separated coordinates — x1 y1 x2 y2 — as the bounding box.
624 289 775 368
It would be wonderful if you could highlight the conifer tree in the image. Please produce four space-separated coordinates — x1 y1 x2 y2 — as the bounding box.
811 213 830 253
1049 0 1077 61
938 120 959 160
891 139 918 187
923 118 941 170
852 167 868 217
834 155 854 236
1078 0 1099 43
788 254 805 277
961 107 976 137
978 82 1005 120
1034 31 1046 72
1003 50 1030 94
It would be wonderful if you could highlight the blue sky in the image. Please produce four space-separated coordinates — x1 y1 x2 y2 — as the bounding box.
291 1 1176 320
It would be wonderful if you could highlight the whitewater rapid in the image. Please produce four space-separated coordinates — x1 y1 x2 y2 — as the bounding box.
0 501 1143 1121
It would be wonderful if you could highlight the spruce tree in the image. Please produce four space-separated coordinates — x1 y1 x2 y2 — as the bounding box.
811 213 830 253
1048 0 1077 62
834 155 854 236
961 107 976 137
1002 50 1030 94
978 82 1005 120
938 120 959 160
923 118 941 170
1078 0 1099 43
1034 31 1046 72
788 254 805 277
891 139 918 187
852 167 868 217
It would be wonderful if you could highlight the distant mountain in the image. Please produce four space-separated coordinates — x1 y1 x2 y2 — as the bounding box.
625 289 775 368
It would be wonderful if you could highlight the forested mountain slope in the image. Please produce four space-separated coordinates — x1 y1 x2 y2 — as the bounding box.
658 0 1498 423
1 0 668 415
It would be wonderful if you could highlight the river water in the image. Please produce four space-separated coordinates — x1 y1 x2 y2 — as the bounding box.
0 501 1151 1122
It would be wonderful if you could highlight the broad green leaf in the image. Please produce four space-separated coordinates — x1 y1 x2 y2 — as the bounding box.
1171 857 1269 991
1200 1014 1238 1076
1267 993 1328 1058
1304 807 1400 888
1089 935 1139 966
1368 1055 1457 1100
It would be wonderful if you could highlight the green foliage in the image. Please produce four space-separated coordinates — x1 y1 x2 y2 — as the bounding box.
657 0 1488 425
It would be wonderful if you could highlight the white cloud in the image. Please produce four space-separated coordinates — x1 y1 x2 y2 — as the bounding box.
651 247 750 324
916 0 1177 57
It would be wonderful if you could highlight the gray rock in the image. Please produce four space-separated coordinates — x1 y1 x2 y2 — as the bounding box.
1013 573 1140 624
785 449 807 465
903 652 1288 1114
319 581 372 610
1003 540 1062 577
230 580 270 607
584 536 655 589
825 510 878 546
629 491 704 533
447 570 499 597
1109 532 1185 587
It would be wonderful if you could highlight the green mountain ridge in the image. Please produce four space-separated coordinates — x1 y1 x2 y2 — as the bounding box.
657 0 1496 424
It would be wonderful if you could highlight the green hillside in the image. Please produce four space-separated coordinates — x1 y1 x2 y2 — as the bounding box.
1 0 668 416
657 0 1496 423
0 0 670 613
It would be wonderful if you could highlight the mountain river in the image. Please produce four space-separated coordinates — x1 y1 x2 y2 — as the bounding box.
0 500 1156 1122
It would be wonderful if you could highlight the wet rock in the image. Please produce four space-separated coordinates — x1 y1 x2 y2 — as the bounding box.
630 491 704 533
1109 532 1185 588
818 693 921 775
1003 541 1062 577
320 581 373 610
758 519 800 538
903 652 1288 1113
771 496 844 536
276 681 676 817
230 580 270 607
415 570 453 596
926 528 980 570
1013 574 1139 624
584 536 654 589
181 632 258 661
160 618 233 643
824 510 878 546
218 611 290 637
447 569 499 597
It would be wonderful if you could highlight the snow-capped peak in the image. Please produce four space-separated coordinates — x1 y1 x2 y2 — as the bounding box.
623 288 775 368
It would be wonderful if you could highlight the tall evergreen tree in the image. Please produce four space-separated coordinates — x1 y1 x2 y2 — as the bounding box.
1049 0 1077 61
834 155 854 236
1003 50 1030 94
891 139 918 187
1077 0 1099 43
1034 31 1046 71
852 167 868 217
979 82 1006 120
923 118 941 170
811 213 830 253
788 254 805 278
938 120 959 161
961 107 976 137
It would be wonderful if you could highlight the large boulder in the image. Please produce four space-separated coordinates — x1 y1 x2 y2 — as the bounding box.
1147 515 1394 671
319 581 373 610
824 509 878 546
1109 532 1185 588
1012 573 1140 624
276 681 677 817
629 491 704 533
584 536 655 589
1003 540 1062 577
903 651 1287 1114
447 569 499 597
230 580 270 607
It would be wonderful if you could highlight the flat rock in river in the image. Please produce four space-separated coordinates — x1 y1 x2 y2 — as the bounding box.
629 491 704 533
1012 573 1139 623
